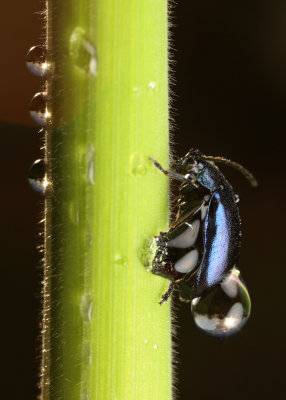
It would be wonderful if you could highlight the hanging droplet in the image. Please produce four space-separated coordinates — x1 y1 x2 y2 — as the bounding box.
30 92 50 126
26 45 48 77
69 27 98 76
28 159 48 194
191 268 251 338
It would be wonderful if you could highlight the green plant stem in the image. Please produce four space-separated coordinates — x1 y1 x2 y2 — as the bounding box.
44 1 171 399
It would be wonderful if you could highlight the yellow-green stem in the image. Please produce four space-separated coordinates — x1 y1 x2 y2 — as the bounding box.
44 1 171 399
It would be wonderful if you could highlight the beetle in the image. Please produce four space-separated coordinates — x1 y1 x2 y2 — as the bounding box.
150 149 257 336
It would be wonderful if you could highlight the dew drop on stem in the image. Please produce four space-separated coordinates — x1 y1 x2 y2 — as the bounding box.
26 45 48 77
28 159 48 194
30 92 50 126
69 27 98 77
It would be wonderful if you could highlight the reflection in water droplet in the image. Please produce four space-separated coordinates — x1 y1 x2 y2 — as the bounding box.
30 92 50 126
234 194 240 203
81 294 93 321
154 344 158 350
148 82 156 91
69 27 97 76
130 153 147 176
26 45 48 76
191 268 251 338
28 159 48 194
114 255 127 267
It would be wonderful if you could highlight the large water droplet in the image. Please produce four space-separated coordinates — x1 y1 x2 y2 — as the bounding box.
69 27 97 76
26 45 48 77
30 92 50 126
191 268 251 338
28 159 48 194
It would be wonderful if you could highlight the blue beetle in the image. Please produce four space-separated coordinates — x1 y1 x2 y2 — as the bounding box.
150 149 257 337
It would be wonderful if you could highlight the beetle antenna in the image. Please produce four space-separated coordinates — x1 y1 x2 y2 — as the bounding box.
204 156 258 187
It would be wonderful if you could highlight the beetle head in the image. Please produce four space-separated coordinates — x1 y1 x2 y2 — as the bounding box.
173 148 206 177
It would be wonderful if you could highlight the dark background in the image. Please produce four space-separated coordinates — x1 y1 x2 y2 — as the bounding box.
1 1 285 399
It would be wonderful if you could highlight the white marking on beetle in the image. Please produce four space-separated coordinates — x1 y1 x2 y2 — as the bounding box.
168 219 200 248
174 249 199 273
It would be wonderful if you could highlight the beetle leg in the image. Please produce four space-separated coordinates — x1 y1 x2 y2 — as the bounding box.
149 157 192 183
159 280 175 305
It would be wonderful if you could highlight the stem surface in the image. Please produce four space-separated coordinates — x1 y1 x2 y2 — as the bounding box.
44 1 171 399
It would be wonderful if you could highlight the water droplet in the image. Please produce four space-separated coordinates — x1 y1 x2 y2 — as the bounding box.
114 255 127 267
85 227 93 247
138 238 156 268
234 194 240 203
191 268 251 338
154 344 158 350
130 153 147 176
132 86 142 95
81 389 90 400
87 146 95 185
81 295 93 321
82 342 92 364
26 45 48 76
144 339 149 344
28 159 48 194
69 201 79 225
148 81 156 91
30 92 50 126
69 27 97 76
